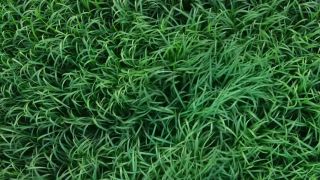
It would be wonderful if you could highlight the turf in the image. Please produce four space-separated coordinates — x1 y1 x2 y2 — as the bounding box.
0 0 320 179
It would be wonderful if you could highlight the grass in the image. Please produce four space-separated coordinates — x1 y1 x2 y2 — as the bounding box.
0 0 320 179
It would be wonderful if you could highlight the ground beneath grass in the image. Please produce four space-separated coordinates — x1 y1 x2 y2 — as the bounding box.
1 0 320 179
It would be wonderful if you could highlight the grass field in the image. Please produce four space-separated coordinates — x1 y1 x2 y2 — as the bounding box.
1 0 320 179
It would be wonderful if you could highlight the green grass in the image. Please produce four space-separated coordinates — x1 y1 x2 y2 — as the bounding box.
1 0 320 179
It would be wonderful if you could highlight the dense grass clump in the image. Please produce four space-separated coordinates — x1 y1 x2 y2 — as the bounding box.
1 0 320 179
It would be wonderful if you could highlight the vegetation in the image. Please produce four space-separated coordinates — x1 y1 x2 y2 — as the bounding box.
1 0 320 179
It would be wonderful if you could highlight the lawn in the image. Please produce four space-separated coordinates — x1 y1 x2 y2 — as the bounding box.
1 0 320 179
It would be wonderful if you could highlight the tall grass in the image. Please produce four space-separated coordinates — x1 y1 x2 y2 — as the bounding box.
1 0 320 179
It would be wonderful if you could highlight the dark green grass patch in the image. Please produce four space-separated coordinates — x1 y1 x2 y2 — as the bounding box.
1 0 320 179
